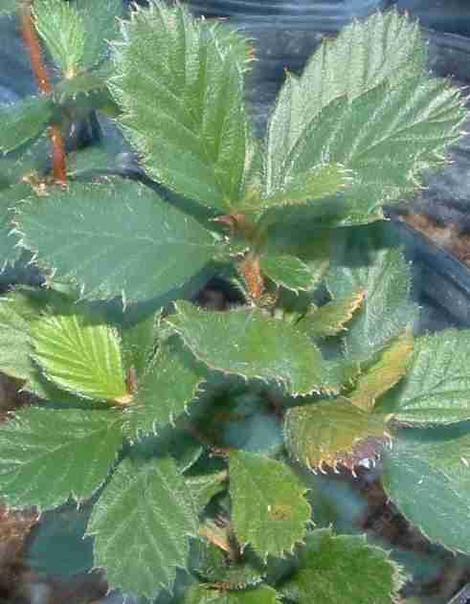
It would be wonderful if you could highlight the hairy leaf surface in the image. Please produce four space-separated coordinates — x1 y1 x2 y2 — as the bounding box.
0 97 52 154
185 585 280 603
111 2 251 211
284 529 403 603
327 247 415 361
168 301 331 395
301 291 364 338
125 339 204 438
284 399 388 471
88 456 198 598
0 291 37 381
229 450 311 558
32 313 128 402
33 0 86 77
384 330 470 425
16 179 217 302
0 407 123 509
383 430 470 553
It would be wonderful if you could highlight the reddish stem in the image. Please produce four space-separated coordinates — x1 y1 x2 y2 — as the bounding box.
20 1 68 185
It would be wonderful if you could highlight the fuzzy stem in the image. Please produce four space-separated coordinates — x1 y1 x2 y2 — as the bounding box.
20 1 68 185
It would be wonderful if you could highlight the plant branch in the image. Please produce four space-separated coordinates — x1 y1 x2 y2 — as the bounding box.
20 0 68 185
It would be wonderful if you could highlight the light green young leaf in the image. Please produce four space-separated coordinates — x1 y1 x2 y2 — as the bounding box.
0 407 123 509
74 0 123 69
383 430 470 554
0 97 52 154
167 301 332 396
267 9 426 194
284 399 388 472
33 0 86 77
16 179 218 302
125 338 204 438
185 585 280 603
350 332 414 412
229 450 311 558
111 2 252 211
327 247 416 361
384 330 470 425
268 76 466 225
284 529 403 604
87 456 198 599
260 254 322 292
300 291 365 338
32 313 129 403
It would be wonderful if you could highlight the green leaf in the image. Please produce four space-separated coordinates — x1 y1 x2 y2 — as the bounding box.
87 456 198 599
168 301 332 396
111 2 252 211
74 0 123 69
0 407 123 509
300 291 365 338
268 76 466 225
229 450 311 558
350 333 414 412
383 330 470 425
260 254 322 292
55 71 108 102
284 399 388 472
255 164 352 210
185 471 227 514
33 0 86 77
185 585 280 603
121 312 159 377
0 97 52 154
0 185 26 268
125 338 204 438
284 529 403 604
0 291 39 381
16 179 218 302
327 247 416 361
266 9 426 197
383 429 470 553
32 313 129 403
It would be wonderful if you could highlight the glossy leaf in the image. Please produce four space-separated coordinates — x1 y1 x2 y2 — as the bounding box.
229 450 311 558
284 529 403 604
168 301 332 395
301 291 365 338
284 399 388 471
87 456 198 599
0 97 52 154
384 330 470 425
32 313 128 402
16 179 217 302
350 333 414 412
0 407 123 509
111 2 252 211
383 430 470 553
260 254 321 292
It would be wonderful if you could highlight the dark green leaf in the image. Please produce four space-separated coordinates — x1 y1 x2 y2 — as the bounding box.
168 301 333 396
16 179 218 302
87 456 198 598
0 407 123 509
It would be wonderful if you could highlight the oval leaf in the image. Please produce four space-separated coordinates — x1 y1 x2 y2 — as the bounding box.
0 407 123 509
260 254 322 292
229 450 311 558
16 179 217 302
